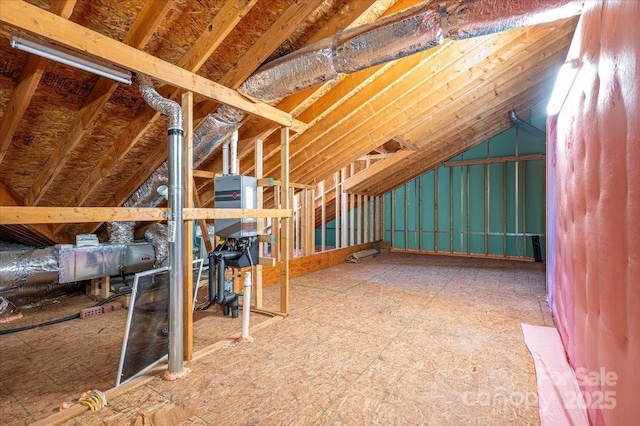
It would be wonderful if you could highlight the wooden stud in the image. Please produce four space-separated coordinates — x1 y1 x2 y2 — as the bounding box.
254 138 264 309
363 195 369 244
485 163 489 256
349 193 355 246
503 162 507 257
404 183 409 250
182 92 194 361
418 176 423 251
334 172 340 249
321 182 326 251
273 186 281 262
466 165 471 254
280 127 290 314
434 167 439 252
522 161 528 258
341 169 348 248
309 189 316 254
356 194 362 245
449 166 453 254
391 190 396 249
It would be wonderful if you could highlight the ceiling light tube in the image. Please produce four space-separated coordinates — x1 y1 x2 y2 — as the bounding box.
9 32 132 85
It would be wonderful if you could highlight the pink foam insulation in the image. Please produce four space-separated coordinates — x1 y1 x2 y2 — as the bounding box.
546 0 640 424
522 324 589 426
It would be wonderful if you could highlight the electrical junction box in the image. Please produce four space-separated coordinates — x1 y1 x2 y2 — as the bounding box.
214 175 258 238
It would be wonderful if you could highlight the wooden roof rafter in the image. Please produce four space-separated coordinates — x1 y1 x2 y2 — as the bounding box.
290 19 576 187
22 0 176 207
0 0 77 166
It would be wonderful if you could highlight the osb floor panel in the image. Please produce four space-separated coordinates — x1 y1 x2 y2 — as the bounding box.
1 253 552 425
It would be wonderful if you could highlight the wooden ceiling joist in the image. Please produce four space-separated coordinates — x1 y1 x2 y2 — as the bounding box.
0 0 76 167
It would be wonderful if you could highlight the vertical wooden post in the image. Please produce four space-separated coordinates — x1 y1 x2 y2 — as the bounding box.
449 167 453 253
356 194 362 245
254 138 264 309
434 168 439 252
293 192 299 256
391 190 396 248
379 195 383 242
404 183 409 250
334 172 340 249
484 164 489 256
466 165 470 255
503 162 507 257
273 185 280 261
280 128 290 314
363 195 369 243
341 168 348 247
522 161 527 258
349 193 355 246
181 92 194 361
321 182 326 251
309 188 315 254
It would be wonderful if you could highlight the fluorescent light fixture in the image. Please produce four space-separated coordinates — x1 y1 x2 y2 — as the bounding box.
547 58 581 116
9 32 132 85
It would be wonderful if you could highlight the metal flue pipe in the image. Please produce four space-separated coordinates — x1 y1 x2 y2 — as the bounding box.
137 75 185 377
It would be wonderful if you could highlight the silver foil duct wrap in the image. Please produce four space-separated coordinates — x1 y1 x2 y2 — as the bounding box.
107 221 135 244
145 223 169 268
0 296 20 322
1 282 85 308
192 105 244 167
240 38 337 101
446 0 583 40
124 162 169 209
137 74 183 131
0 248 58 292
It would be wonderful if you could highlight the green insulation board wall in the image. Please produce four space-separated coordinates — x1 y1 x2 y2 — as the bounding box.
384 113 546 259
315 199 378 249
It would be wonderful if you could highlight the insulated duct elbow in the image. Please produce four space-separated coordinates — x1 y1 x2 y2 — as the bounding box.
137 74 183 131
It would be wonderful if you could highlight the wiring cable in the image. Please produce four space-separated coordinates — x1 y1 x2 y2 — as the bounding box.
0 289 131 336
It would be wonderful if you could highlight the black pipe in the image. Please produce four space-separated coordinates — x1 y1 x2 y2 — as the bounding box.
207 251 217 304
216 256 226 305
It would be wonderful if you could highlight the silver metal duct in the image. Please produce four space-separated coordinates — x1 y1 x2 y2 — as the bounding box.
0 247 58 292
135 74 185 376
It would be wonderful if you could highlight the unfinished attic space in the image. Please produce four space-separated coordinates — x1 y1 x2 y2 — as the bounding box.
0 0 638 424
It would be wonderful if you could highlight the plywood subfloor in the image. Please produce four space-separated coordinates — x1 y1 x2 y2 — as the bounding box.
2 253 551 425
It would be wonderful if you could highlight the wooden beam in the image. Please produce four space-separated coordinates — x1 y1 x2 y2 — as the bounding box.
254 138 264 309
0 1 300 129
443 154 545 167
23 0 175 206
280 127 290 314
193 170 216 179
0 0 76 167
182 92 194 361
0 181 66 242
0 207 291 225
343 150 413 192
